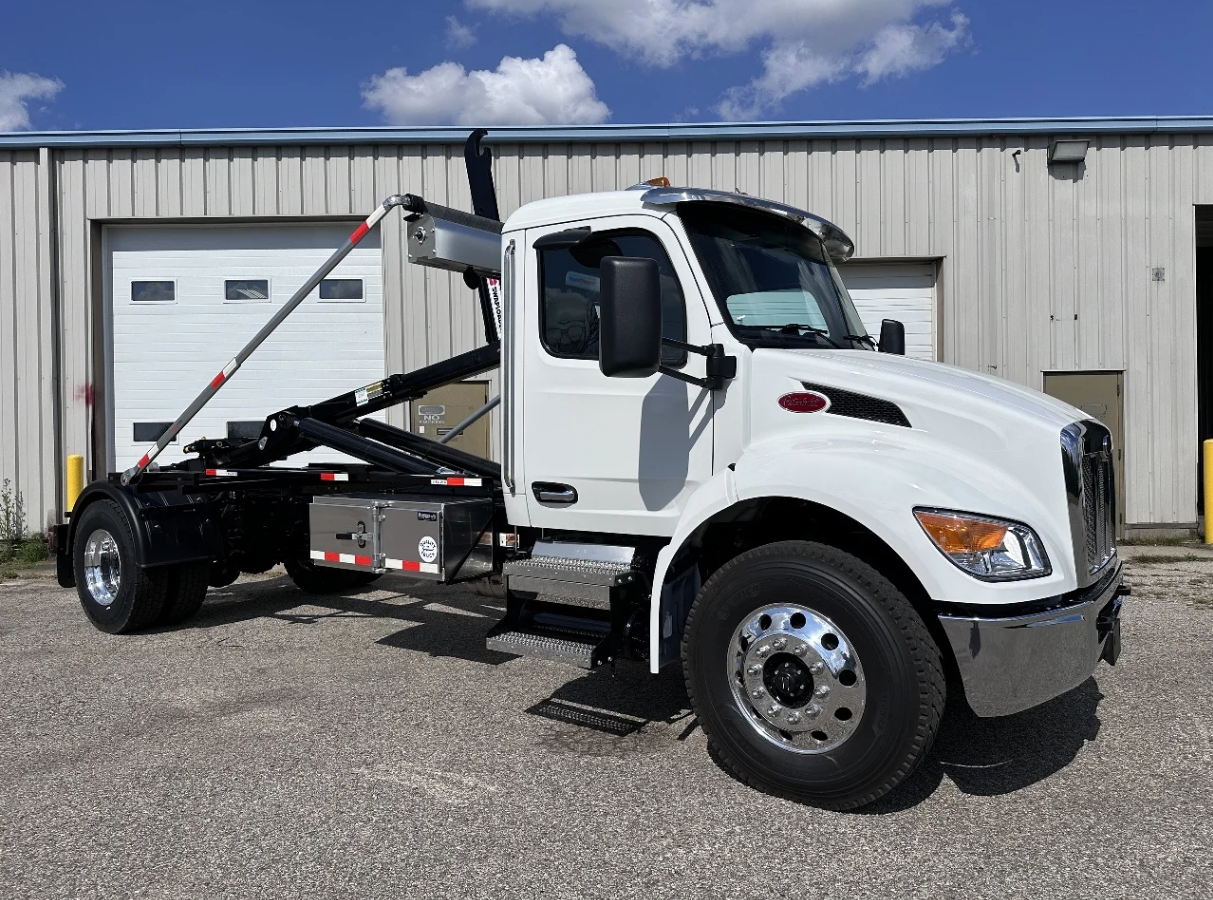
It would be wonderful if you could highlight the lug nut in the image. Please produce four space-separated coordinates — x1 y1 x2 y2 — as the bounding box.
746 665 761 676
815 685 830 698
786 712 802 725
809 661 825 675
767 704 781 717
792 644 807 656
751 688 764 699
755 644 771 658
805 704 822 719
772 637 787 650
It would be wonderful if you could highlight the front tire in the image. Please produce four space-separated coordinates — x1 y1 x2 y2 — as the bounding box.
73 500 169 634
683 540 944 810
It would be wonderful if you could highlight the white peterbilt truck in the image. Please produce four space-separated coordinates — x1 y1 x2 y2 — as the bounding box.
53 132 1125 810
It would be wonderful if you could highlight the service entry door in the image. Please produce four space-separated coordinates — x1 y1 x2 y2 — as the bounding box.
519 216 715 536
838 260 937 360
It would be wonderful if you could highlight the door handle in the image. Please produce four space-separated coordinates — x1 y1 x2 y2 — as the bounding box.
532 482 578 505
335 522 369 547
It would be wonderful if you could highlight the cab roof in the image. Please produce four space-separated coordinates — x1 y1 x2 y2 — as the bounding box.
502 186 855 260
502 189 655 231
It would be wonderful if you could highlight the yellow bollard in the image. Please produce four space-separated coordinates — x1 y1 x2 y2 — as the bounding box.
66 453 83 511
1206 440 1213 544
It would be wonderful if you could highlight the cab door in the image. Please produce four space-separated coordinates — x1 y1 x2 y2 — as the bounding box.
518 215 715 537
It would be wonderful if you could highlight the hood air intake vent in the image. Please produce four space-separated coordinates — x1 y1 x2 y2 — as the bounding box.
801 383 911 428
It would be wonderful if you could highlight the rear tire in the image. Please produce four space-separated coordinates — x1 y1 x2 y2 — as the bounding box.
284 558 376 594
470 573 507 600
159 562 210 626
683 540 944 811
73 500 169 634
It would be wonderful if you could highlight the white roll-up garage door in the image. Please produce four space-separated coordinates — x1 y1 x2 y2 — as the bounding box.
837 260 937 360
105 223 383 470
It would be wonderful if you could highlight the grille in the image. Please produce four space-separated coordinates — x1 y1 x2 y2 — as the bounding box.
800 382 911 428
1082 449 1116 573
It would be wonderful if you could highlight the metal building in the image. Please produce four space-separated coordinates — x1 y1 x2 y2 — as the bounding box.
2 117 1211 536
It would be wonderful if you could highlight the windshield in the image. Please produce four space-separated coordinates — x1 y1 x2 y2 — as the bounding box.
678 202 871 350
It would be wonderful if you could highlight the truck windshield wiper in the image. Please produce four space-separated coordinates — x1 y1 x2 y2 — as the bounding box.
755 324 843 348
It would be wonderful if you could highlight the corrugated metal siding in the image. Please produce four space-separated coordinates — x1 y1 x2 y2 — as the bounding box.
0 135 1205 527
0 150 56 534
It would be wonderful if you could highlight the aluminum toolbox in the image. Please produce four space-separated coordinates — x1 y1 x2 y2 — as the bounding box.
309 494 493 581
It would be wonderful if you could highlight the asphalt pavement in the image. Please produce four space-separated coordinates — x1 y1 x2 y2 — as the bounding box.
1 557 1209 899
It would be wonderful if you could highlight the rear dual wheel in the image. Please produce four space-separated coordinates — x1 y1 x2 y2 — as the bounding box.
284 557 381 594
683 540 945 811
73 500 210 633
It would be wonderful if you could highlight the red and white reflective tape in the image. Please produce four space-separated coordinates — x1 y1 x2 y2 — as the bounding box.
310 549 373 567
384 558 439 575
430 477 482 487
349 203 390 244
319 472 349 482
210 357 239 390
204 469 238 478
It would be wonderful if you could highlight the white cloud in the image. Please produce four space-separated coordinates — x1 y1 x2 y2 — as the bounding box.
718 45 848 120
444 15 477 49
857 11 969 84
0 71 63 131
362 44 609 126
466 1 971 118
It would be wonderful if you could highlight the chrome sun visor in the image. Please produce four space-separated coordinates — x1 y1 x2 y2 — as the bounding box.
641 186 855 261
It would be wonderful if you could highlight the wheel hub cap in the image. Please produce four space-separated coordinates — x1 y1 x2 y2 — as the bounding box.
728 604 866 753
83 528 122 607
763 655 814 706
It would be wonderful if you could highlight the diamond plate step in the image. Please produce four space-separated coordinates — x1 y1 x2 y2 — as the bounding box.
504 556 638 611
486 627 605 669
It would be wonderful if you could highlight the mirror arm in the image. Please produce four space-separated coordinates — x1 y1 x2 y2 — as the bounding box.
659 366 710 389
659 340 736 390
662 336 719 358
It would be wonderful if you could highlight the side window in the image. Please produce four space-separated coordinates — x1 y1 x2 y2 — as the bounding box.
538 230 687 366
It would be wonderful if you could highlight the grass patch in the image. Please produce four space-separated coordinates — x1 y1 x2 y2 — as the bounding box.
0 536 48 580
1120 535 1200 547
1126 553 1207 565
0 478 48 579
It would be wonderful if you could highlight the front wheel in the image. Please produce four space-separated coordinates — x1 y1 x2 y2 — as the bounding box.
683 540 944 810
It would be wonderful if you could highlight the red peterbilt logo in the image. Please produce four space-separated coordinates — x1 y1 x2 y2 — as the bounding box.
778 392 829 413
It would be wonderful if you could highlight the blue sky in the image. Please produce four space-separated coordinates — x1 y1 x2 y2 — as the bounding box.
2 1 1211 132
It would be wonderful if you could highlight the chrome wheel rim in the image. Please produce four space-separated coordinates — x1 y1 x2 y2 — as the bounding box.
83 528 122 607
727 604 866 754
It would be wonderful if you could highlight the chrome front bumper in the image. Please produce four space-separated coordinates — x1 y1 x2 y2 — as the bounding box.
937 563 1125 717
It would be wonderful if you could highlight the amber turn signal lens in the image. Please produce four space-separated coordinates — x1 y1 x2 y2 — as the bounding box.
645 176 671 186
914 511 1007 555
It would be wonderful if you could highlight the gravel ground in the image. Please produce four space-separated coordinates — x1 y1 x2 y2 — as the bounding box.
1 557 1210 899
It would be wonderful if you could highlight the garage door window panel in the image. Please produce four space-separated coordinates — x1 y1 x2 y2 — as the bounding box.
224 279 271 303
319 278 364 302
132 422 176 443
538 230 687 366
131 280 175 304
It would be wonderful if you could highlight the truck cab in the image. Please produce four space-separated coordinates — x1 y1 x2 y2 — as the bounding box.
491 184 1123 803
56 160 1125 811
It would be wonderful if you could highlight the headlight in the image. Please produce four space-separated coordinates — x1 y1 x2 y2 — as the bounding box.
914 508 1051 581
